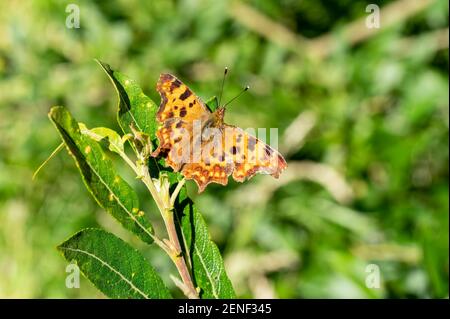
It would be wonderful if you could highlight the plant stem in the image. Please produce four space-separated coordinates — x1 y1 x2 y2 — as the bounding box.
136 161 199 299
120 144 198 298
170 178 186 207
164 206 199 299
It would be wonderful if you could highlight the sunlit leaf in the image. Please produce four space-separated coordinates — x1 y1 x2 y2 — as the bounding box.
96 60 159 143
79 123 124 154
49 106 154 244
205 95 219 112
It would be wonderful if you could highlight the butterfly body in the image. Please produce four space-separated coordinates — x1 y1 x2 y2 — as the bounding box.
152 73 287 192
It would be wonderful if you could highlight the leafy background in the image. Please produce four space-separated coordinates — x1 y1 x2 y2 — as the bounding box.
0 0 448 298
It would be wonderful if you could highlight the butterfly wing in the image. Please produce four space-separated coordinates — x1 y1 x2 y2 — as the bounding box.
180 126 233 192
156 73 210 122
221 125 287 183
179 125 287 192
152 74 211 165
152 73 287 193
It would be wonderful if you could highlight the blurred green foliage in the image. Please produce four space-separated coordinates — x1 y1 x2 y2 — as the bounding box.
0 0 448 298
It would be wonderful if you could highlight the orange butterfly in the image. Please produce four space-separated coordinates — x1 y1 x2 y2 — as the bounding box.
151 73 287 192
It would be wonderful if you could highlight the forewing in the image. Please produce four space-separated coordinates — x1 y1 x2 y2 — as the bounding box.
156 73 210 122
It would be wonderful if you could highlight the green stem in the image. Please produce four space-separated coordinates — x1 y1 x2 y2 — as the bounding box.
32 142 64 180
136 161 198 299
164 206 198 299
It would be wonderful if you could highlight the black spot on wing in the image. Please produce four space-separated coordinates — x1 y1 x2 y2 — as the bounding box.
174 136 182 143
170 79 182 91
180 88 191 100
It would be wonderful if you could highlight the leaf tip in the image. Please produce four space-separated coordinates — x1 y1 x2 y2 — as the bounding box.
95 59 113 75
48 105 65 119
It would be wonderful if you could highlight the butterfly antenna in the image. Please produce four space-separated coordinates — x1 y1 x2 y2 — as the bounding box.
223 85 249 108
218 67 228 106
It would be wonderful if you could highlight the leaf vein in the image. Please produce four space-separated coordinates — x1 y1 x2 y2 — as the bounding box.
60 247 149 299
79 142 153 241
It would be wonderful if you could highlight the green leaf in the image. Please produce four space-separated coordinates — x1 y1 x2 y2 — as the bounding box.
174 187 236 299
96 60 158 142
49 106 154 244
58 228 171 299
79 123 124 154
205 95 219 112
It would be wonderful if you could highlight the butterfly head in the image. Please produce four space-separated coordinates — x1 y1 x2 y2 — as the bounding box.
212 106 226 126
212 67 249 127
213 85 249 127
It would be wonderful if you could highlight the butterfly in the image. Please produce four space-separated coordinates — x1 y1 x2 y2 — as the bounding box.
151 73 287 192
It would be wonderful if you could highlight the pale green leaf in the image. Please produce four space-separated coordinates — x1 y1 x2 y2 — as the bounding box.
79 123 124 154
